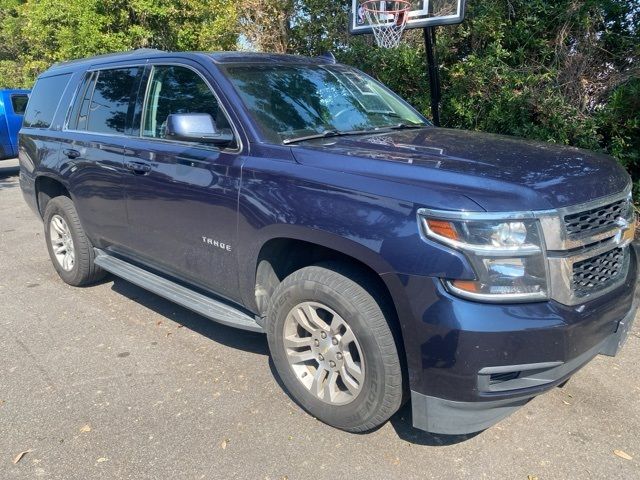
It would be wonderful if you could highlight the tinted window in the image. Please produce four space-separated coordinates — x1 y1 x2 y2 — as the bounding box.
68 72 97 131
142 65 230 140
23 74 72 128
10 94 29 115
85 67 141 135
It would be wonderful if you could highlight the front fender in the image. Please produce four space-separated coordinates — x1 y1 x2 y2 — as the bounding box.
236 156 475 312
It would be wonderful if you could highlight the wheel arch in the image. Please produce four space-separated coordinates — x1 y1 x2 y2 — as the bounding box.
250 233 411 402
242 225 396 312
34 174 71 218
243 228 410 365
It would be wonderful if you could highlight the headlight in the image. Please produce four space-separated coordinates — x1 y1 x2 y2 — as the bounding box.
419 211 548 302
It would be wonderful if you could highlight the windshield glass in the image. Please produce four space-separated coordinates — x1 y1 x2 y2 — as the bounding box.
223 64 428 143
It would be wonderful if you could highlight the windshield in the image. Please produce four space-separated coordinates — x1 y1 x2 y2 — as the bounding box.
223 64 429 143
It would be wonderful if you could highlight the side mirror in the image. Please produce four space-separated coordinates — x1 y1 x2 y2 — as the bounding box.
165 113 234 147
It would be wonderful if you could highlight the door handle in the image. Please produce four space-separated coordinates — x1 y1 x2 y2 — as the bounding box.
63 148 81 159
125 160 152 175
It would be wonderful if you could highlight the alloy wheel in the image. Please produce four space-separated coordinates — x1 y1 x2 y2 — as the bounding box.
49 214 75 272
283 301 365 405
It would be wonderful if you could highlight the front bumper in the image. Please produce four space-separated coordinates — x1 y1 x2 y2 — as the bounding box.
385 244 639 435
411 302 637 434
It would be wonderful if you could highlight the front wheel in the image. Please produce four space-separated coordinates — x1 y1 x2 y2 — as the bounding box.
267 263 404 432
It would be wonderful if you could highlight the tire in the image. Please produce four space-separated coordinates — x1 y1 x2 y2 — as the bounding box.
267 263 403 432
43 196 105 287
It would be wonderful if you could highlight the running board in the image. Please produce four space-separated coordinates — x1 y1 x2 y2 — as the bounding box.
94 249 264 333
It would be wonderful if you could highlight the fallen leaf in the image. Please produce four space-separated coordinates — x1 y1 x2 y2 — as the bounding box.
614 450 633 461
527 475 539 480
177 325 184 329
13 450 32 464
97 457 108 463
80 424 91 433
156 320 163 326
221 439 229 450
562 400 571 405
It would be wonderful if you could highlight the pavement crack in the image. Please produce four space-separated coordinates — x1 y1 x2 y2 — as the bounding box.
14 337 60 391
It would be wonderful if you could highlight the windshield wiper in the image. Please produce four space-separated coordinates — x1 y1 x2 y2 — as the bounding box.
385 122 428 131
283 123 428 145
283 128 382 145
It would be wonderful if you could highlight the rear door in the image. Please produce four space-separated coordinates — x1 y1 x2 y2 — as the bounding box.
58 66 144 248
123 61 244 301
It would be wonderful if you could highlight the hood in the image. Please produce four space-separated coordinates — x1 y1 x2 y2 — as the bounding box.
290 127 630 212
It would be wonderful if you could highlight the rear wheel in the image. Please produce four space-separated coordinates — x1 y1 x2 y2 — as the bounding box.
267 263 403 432
43 196 105 286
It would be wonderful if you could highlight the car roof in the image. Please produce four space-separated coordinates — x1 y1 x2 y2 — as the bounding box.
42 49 336 77
208 52 335 65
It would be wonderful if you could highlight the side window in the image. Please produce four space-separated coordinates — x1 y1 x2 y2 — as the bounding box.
83 67 141 135
10 94 29 115
142 65 231 141
23 73 72 128
68 72 97 131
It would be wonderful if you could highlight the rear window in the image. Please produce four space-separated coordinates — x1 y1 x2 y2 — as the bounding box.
10 94 29 115
67 67 141 135
23 73 72 128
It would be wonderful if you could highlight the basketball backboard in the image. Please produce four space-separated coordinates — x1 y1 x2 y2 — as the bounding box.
349 0 466 35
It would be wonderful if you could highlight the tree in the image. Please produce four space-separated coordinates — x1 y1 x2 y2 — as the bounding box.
238 0 294 53
0 0 239 88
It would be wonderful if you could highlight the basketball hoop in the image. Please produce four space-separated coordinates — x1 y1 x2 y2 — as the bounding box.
361 1 411 49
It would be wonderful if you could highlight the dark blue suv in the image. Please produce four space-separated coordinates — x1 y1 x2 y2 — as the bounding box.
19 49 638 435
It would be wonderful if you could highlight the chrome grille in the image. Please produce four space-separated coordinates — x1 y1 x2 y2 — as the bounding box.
571 247 627 298
564 199 628 238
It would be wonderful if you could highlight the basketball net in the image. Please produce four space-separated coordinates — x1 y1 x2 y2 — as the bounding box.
362 1 411 49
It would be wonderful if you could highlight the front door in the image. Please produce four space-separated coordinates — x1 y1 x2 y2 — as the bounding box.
123 63 243 301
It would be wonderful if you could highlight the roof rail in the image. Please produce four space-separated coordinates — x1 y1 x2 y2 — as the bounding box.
318 52 337 64
51 48 167 68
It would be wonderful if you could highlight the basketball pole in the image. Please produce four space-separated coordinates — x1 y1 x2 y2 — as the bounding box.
423 26 441 126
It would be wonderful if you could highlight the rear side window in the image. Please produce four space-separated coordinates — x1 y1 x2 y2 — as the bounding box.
68 72 97 131
23 74 72 128
68 67 141 135
10 94 29 115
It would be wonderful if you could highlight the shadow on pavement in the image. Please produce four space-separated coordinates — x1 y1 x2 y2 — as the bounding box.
0 158 19 178
109 276 269 356
104 272 480 446
388 402 481 446
0 164 19 189
267 355 480 446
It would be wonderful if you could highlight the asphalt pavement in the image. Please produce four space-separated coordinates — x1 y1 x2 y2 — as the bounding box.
1 161 639 479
